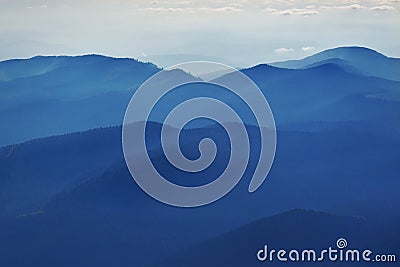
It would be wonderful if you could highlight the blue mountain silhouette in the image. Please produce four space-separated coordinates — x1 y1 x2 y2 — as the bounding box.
1 121 399 266
156 209 400 266
270 46 400 81
0 47 399 146
0 47 399 266
0 56 197 145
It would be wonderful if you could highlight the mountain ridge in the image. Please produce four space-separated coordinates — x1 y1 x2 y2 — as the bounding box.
0 54 159 82
0 46 399 146
153 208 399 266
269 46 400 81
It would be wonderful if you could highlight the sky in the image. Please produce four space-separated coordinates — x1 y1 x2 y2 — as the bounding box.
0 0 399 67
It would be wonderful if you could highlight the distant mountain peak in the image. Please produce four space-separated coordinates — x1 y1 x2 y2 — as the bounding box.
241 63 288 73
321 46 384 53
310 46 388 59
270 46 400 81
0 54 160 83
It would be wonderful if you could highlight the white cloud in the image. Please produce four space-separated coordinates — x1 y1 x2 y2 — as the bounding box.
198 6 242 12
274 48 294 53
320 4 365 10
348 4 366 9
320 2 397 12
141 7 186 12
264 7 319 16
302 46 315 52
141 5 242 13
263 7 278 13
174 1 191 5
370 5 395 10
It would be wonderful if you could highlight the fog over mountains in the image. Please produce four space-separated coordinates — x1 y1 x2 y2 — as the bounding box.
270 46 400 81
0 46 399 146
0 47 399 266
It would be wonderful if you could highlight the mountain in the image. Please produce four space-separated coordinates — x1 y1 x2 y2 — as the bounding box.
1 48 399 146
0 47 399 266
1 117 399 266
0 56 200 146
0 55 162 147
219 62 400 135
156 210 400 266
269 46 400 81
0 55 157 83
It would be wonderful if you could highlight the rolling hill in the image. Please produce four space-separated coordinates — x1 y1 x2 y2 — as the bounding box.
269 46 400 81
0 47 399 266
1 120 399 266
156 209 400 266
0 47 399 146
